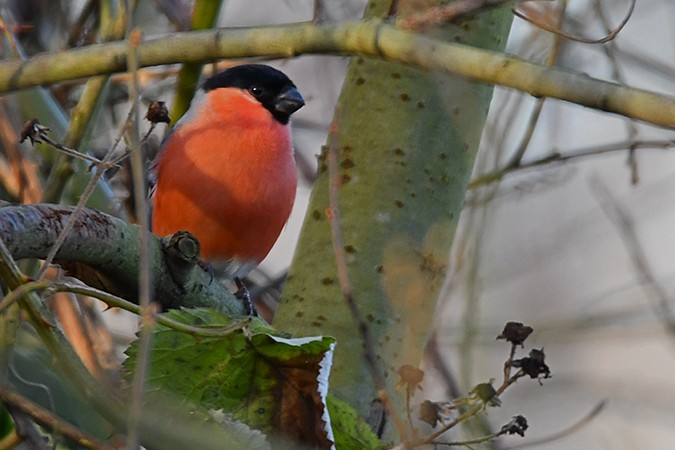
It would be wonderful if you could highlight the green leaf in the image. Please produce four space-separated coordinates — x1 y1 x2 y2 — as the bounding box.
328 396 386 450
124 308 337 448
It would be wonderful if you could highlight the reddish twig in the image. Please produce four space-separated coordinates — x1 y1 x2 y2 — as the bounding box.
397 0 513 30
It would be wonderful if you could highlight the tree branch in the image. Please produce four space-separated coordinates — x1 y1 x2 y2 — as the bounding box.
0 21 673 128
0 203 243 314
0 383 116 450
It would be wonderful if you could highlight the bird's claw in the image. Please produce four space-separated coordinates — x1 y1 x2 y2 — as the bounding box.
235 277 258 316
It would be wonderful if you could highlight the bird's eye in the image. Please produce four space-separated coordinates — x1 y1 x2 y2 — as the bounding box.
249 84 264 97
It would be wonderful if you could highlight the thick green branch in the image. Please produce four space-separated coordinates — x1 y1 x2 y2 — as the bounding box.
0 203 242 314
0 20 673 128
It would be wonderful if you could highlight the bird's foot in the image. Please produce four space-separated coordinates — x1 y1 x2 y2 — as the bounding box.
235 277 258 316
197 260 215 285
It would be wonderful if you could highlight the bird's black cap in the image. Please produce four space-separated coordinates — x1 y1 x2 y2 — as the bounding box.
202 64 304 125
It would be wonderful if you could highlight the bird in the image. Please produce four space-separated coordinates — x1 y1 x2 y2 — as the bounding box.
150 64 305 285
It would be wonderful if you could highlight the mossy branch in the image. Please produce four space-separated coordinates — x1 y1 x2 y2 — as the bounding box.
0 203 242 314
0 20 672 128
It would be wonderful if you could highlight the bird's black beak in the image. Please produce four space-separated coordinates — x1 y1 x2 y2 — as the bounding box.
274 87 305 115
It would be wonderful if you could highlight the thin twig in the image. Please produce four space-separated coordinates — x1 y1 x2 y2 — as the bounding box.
411 344 527 447
0 225 129 441
434 429 503 447
29 131 105 166
505 0 567 169
508 400 607 449
592 0 640 184
503 343 517 382
513 0 635 44
397 0 512 30
34 94 138 280
8 351 57 417
469 139 675 188
425 333 463 399
413 364 528 446
591 178 675 335
126 26 153 450
0 383 116 450
0 279 251 338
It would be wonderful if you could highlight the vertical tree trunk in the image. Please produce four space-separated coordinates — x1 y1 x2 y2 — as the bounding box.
275 0 513 439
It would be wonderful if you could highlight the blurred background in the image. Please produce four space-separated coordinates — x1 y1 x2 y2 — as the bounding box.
1 0 674 448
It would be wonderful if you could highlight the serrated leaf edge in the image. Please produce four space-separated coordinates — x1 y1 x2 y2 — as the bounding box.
268 334 337 449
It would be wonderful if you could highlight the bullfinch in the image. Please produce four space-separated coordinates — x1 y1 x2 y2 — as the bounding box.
151 64 305 279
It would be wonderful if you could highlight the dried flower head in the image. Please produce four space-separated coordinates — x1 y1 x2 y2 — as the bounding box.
145 101 171 124
512 348 551 381
500 415 528 437
396 364 424 392
20 118 50 145
471 380 501 408
419 400 441 427
497 321 534 346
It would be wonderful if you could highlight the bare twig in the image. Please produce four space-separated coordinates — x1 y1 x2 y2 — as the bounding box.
592 0 640 184
34 106 134 280
126 26 154 450
20 120 105 166
0 279 251 338
508 400 607 449
0 383 116 450
397 0 512 30
503 343 517 382
469 139 675 188
513 0 635 44
425 333 462 399
505 0 567 169
591 178 675 335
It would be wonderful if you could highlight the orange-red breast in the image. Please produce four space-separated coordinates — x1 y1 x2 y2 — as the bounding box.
151 64 304 276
